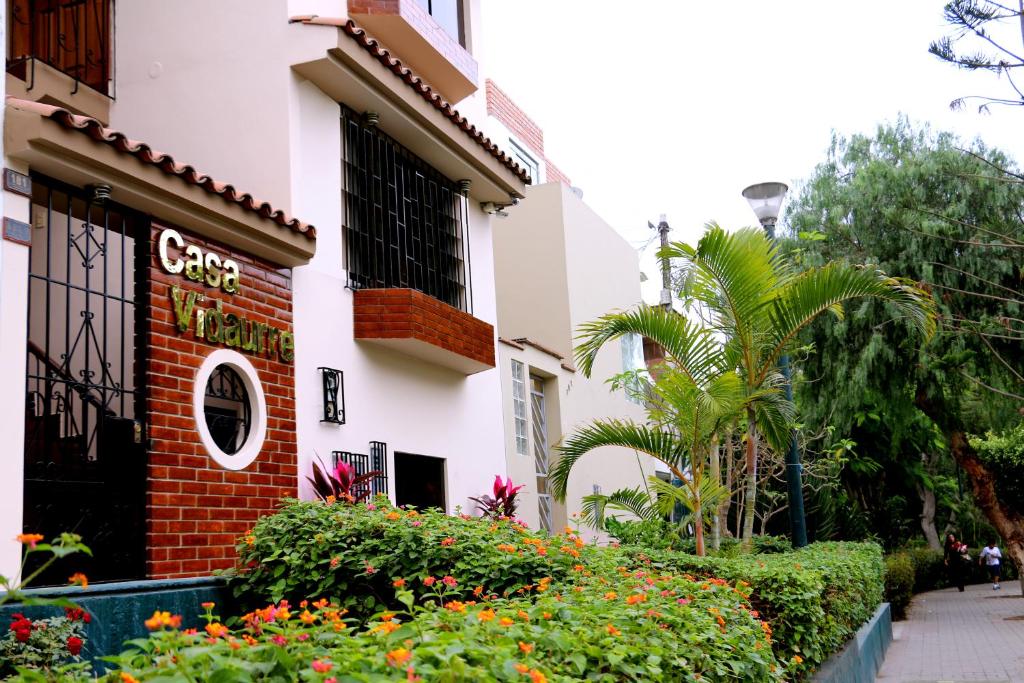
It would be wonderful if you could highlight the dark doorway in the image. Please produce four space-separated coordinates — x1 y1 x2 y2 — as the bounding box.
394 452 446 511
23 176 148 585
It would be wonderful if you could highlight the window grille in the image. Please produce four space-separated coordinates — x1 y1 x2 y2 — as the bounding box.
511 359 527 455
341 105 472 313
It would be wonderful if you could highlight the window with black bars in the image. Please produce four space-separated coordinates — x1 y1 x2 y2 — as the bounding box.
341 105 472 313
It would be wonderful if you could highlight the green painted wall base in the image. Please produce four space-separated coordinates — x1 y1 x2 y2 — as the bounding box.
811 602 893 683
1 576 232 672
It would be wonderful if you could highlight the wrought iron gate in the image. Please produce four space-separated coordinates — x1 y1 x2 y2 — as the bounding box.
23 176 147 584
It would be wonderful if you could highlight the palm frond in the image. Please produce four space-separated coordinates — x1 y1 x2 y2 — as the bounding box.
552 420 687 501
762 263 936 380
574 305 724 384
581 487 662 529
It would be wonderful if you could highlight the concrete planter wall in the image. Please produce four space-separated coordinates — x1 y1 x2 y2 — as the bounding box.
812 602 893 683
0 577 231 671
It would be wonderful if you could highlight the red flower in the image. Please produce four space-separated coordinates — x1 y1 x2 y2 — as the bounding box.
10 615 32 642
67 636 83 656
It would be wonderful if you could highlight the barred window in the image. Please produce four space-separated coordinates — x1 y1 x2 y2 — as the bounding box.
511 360 528 455
341 105 472 312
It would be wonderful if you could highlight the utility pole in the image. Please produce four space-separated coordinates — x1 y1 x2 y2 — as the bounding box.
650 214 672 309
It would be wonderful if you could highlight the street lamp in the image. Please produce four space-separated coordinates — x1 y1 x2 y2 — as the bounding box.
741 181 808 549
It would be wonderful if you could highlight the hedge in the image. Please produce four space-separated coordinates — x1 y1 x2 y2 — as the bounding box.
623 541 885 679
14 500 789 682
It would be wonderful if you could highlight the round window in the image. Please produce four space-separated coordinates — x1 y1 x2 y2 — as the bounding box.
203 365 251 455
193 349 267 470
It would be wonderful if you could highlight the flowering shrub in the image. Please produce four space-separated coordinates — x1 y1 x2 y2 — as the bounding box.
307 457 380 503
230 499 578 618
0 608 90 677
96 559 782 682
625 541 884 679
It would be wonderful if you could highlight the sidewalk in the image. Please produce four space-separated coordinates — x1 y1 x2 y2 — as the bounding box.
876 581 1024 682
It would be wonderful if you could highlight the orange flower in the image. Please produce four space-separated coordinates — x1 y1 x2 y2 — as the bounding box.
626 593 647 605
386 511 402 521
201 602 215 610
205 622 229 638
542 612 552 620
517 610 530 620
514 664 530 674
16 533 44 548
325 495 336 505
474 585 484 596
792 655 804 665
477 609 495 622
144 611 182 631
499 617 515 627
518 641 534 654
606 624 621 636
245 535 255 546
312 659 333 673
393 578 406 588
68 572 88 589
386 648 413 667
529 670 547 683
380 612 396 622
423 576 436 586
441 537 455 546
120 674 139 683
444 601 467 613
299 610 316 624
604 591 618 600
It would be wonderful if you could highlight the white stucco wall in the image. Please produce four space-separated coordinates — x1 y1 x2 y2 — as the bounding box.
289 75 506 511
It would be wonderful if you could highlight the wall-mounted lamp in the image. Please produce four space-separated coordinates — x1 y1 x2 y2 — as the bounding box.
318 367 345 424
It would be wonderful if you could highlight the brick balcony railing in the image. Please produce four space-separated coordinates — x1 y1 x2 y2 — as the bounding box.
353 288 495 374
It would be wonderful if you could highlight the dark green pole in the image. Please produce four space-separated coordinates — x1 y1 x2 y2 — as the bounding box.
762 218 808 548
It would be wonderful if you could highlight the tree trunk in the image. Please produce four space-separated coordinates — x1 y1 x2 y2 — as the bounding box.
720 424 736 540
742 407 759 543
917 452 942 551
695 490 705 556
710 434 721 551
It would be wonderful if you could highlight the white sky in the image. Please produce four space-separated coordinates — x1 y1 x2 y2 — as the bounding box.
480 0 1023 300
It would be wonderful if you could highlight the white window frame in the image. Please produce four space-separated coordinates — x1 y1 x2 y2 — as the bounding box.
511 359 528 455
509 139 542 185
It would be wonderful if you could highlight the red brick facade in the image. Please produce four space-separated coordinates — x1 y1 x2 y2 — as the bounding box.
485 79 572 187
353 288 495 369
146 223 297 578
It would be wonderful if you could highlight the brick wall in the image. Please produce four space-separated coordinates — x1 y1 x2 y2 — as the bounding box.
146 223 297 578
353 288 495 368
485 79 544 158
485 79 572 187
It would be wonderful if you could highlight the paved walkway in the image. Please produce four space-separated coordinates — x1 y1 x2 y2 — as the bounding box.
876 581 1024 682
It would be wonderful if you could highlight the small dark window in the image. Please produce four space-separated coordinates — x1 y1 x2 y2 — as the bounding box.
341 105 472 312
204 365 251 455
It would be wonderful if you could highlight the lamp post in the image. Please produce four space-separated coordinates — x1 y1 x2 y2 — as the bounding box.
741 181 808 548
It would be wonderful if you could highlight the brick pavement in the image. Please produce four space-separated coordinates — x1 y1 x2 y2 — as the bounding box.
876 581 1024 682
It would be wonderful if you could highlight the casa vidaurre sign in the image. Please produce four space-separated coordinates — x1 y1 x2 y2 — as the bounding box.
158 227 294 362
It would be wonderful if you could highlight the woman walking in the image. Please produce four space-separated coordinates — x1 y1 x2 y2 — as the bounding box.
944 533 968 592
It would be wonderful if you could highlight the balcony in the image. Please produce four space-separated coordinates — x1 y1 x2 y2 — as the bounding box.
353 288 495 375
347 0 478 103
7 0 112 120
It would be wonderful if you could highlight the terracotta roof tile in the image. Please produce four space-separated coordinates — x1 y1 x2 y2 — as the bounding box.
289 15 531 185
6 97 316 239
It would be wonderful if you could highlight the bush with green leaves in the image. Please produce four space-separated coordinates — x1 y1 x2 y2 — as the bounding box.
971 424 1024 513
229 498 579 618
621 541 884 679
884 552 915 619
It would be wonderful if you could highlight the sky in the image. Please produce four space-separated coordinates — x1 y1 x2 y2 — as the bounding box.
480 0 1024 299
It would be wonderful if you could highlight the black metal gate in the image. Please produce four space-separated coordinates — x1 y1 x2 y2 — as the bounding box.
23 176 147 585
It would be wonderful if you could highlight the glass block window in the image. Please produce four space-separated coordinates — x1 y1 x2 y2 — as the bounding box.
512 359 528 455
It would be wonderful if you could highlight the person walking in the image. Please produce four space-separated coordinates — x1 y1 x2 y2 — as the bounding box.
944 533 967 592
979 540 1003 590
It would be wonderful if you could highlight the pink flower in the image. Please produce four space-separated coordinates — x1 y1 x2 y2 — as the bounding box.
312 660 333 673
677 598 690 605
366 504 377 511
442 575 458 587
271 635 287 646
297 633 309 641
411 520 422 527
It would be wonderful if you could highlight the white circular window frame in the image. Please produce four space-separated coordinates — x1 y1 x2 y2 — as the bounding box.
193 349 267 471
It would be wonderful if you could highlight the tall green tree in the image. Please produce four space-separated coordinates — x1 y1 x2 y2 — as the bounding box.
560 226 934 545
786 120 1024 581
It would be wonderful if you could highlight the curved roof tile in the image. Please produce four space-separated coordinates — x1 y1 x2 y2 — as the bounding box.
290 15 531 185
6 97 316 239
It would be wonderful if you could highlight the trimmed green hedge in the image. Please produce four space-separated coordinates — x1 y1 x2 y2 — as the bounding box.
884 553 915 619
621 542 884 679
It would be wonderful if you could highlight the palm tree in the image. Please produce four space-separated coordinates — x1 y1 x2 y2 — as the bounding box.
553 368 739 555
568 224 935 544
